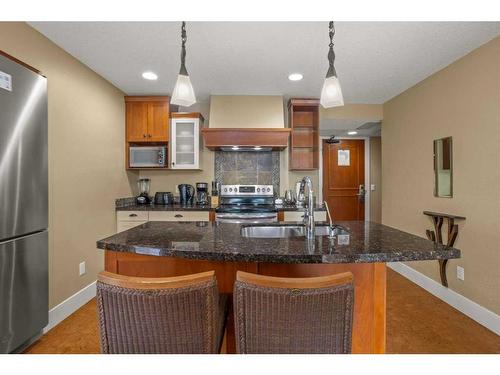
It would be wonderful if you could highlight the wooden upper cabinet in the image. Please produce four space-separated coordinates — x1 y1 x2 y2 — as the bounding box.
125 96 170 142
288 98 320 170
126 101 149 142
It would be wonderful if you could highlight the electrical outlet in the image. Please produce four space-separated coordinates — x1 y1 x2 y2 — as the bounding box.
79 261 86 276
457 266 464 281
370 184 376 191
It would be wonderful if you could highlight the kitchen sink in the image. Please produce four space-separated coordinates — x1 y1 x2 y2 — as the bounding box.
240 224 349 239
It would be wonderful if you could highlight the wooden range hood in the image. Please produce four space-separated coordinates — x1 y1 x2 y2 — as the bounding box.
201 128 291 151
202 95 290 150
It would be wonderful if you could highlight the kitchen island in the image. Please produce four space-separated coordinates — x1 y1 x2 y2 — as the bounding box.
97 221 460 354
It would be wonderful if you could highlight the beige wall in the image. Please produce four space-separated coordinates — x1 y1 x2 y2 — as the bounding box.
370 137 382 223
209 95 285 128
0 22 135 308
321 104 383 120
382 36 500 314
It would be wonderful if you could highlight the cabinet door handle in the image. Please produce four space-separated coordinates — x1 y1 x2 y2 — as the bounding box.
129 213 138 217
174 214 183 218
143 134 146 138
148 134 152 138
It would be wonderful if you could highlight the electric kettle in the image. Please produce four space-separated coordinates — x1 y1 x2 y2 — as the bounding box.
178 184 195 205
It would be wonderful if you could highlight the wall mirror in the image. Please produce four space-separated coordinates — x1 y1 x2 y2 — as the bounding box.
434 137 453 198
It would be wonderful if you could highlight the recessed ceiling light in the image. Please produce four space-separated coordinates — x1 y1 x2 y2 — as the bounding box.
231 146 240 150
288 73 303 81
142 71 158 80
254 146 262 150
347 131 358 135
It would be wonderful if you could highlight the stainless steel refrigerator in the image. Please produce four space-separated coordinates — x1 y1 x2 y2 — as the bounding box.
0 53 48 353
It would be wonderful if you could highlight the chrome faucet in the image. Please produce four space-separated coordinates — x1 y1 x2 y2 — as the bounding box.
323 200 336 238
300 176 315 239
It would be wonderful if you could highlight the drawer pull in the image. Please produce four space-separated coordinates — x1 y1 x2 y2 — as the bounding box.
129 213 138 217
174 214 183 218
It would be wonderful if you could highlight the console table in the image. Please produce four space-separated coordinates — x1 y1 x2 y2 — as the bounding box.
423 211 466 287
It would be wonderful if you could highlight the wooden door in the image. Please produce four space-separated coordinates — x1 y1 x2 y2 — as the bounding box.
322 139 365 220
126 102 148 142
147 102 169 142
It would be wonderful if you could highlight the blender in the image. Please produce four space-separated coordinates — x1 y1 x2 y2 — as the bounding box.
136 178 151 205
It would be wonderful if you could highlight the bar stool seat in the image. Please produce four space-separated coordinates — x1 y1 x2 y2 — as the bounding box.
234 271 354 354
97 270 228 354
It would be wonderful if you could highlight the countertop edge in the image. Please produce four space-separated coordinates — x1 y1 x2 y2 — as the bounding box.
97 242 461 264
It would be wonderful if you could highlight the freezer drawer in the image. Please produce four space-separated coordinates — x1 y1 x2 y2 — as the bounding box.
0 231 48 353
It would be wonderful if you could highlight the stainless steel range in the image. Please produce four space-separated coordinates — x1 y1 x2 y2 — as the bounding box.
215 185 277 223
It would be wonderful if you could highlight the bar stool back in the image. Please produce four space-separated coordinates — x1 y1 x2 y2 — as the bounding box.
97 270 228 354
234 271 354 354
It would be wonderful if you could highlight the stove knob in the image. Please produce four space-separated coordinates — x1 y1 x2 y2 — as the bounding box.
224 188 228 192
257 188 260 192
234 187 238 192
267 187 271 192
229 188 233 192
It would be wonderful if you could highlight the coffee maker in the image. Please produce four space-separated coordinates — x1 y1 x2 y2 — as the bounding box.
196 182 209 205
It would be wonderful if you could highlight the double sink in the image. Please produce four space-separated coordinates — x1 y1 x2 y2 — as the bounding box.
240 224 349 239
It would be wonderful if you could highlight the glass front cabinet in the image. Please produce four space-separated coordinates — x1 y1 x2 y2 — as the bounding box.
170 113 204 169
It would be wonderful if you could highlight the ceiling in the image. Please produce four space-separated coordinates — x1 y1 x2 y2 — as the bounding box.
320 119 381 138
29 22 500 104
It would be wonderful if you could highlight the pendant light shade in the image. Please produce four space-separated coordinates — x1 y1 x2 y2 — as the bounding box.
171 22 196 107
320 75 344 108
172 74 196 107
320 21 344 108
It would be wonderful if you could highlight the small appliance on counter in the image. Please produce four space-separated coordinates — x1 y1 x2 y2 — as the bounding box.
136 178 151 205
196 182 209 205
178 184 195 205
154 192 174 205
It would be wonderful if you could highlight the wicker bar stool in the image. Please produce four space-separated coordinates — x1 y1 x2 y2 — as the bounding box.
234 271 354 354
96 270 228 354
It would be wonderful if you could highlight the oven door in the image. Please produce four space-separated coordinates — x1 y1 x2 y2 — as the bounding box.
215 212 278 224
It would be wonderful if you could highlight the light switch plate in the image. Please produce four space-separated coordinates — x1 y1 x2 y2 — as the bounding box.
370 184 376 191
79 261 86 276
457 266 464 281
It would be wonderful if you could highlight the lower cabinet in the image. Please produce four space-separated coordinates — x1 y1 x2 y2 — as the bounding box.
116 211 149 233
116 210 210 232
117 221 147 233
149 211 210 222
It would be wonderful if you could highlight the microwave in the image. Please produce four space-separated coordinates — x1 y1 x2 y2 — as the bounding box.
129 146 166 168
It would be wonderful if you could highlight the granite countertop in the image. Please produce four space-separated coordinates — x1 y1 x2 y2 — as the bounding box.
97 221 460 264
116 203 215 211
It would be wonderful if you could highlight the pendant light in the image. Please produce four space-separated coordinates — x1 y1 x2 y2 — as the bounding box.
171 21 196 107
320 21 344 108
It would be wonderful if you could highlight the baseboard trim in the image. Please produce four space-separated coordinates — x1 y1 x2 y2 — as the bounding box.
44 281 97 333
388 262 500 336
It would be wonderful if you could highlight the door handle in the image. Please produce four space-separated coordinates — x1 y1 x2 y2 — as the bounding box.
356 185 366 201
174 214 183 218
129 213 138 217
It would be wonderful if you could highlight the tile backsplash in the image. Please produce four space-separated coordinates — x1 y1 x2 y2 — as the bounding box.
214 151 280 195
